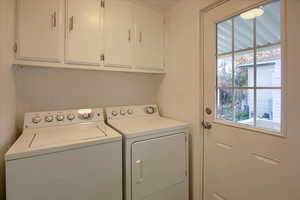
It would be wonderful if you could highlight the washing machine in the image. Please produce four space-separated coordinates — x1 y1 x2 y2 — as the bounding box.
5 108 122 200
106 104 189 200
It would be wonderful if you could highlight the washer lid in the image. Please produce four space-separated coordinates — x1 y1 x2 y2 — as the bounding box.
30 123 106 148
5 122 122 161
108 117 189 139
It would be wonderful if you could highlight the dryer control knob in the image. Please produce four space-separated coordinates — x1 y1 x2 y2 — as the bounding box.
120 109 126 116
32 116 41 124
67 113 75 121
112 111 118 116
145 106 155 114
45 115 54 122
56 114 65 121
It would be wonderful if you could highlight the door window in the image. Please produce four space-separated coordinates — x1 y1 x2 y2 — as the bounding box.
216 0 282 132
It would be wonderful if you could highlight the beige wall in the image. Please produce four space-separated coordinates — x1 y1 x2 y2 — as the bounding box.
16 67 163 128
0 0 17 199
158 0 214 199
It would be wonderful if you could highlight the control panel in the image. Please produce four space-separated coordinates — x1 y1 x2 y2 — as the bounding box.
24 108 104 129
106 105 159 121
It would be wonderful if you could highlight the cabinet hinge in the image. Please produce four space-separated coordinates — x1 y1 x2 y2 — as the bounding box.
101 0 105 8
100 54 105 61
13 43 17 53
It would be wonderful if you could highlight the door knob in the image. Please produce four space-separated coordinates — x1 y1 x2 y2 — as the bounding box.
202 121 212 129
205 107 212 115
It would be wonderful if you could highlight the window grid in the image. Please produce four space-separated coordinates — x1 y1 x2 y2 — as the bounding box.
215 4 282 131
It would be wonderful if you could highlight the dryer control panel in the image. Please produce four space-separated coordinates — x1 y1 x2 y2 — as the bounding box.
106 104 160 121
24 108 104 129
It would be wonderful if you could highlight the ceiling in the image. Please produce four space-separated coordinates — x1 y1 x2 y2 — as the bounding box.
134 0 181 11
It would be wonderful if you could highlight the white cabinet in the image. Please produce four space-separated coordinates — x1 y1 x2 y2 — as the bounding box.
65 0 103 65
134 5 164 70
104 0 134 68
15 0 165 73
16 0 63 62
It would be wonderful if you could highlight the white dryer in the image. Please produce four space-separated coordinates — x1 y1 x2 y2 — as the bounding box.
106 105 189 200
6 108 122 200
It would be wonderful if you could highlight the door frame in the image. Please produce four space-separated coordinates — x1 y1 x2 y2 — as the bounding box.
199 0 287 199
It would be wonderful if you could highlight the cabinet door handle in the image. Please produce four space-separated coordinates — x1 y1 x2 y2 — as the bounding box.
128 29 131 42
69 16 74 32
53 12 57 28
139 32 142 43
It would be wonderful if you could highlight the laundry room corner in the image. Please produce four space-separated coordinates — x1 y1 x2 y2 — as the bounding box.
0 0 18 199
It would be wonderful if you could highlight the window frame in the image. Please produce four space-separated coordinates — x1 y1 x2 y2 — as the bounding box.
213 0 287 137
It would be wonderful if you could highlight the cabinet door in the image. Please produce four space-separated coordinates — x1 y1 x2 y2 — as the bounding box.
104 0 134 68
131 133 187 200
134 5 164 70
65 0 102 65
17 0 63 62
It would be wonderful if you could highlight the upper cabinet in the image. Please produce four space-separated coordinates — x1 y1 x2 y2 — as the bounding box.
16 0 63 62
65 0 102 65
15 0 165 74
104 0 134 68
134 4 164 70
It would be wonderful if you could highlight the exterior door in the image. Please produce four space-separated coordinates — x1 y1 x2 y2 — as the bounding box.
202 0 300 199
131 133 187 200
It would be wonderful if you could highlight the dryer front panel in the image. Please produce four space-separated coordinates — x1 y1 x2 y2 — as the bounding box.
131 133 187 200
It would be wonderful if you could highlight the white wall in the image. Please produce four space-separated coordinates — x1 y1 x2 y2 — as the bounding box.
158 0 214 200
0 0 17 199
16 67 163 128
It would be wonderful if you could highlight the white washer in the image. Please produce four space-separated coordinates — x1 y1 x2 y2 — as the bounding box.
106 104 189 200
5 108 122 200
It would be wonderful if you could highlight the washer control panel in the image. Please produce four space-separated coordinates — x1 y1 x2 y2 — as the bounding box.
106 105 159 121
24 108 104 129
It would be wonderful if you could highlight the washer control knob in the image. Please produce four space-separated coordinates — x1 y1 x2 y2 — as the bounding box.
127 109 133 115
45 115 54 122
112 111 118 116
82 113 91 119
145 106 155 114
32 116 41 124
56 113 65 121
67 113 75 121
120 109 126 116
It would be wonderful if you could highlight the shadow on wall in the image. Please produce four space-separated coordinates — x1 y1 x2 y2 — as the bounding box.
15 66 164 130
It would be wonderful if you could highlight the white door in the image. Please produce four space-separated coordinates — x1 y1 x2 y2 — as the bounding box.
17 0 63 62
202 0 300 199
134 5 164 70
131 133 187 200
65 0 102 65
103 0 134 68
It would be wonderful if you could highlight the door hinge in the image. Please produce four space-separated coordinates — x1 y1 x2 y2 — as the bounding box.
100 54 105 61
13 43 17 53
185 170 188 176
185 136 188 143
100 0 105 8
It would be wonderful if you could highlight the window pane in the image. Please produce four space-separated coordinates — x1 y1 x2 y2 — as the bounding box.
217 54 232 87
256 45 281 87
234 16 253 51
216 89 233 121
234 50 254 87
234 89 254 126
256 0 280 46
217 19 232 54
256 89 281 131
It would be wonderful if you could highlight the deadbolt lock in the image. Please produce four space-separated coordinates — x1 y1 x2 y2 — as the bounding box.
205 107 212 115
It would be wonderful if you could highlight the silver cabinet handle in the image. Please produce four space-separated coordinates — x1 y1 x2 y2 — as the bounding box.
128 29 131 42
139 32 142 43
69 16 74 32
51 12 57 28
